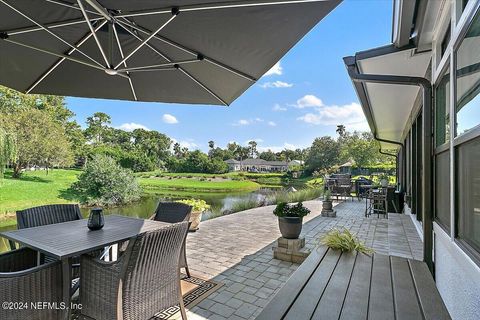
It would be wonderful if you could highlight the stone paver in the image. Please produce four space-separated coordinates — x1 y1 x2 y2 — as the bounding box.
184 199 423 319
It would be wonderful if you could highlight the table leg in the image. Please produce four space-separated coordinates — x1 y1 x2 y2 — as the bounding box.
61 257 72 320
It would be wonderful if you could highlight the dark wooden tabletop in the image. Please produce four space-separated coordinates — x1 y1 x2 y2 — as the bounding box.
0 215 168 259
256 246 451 320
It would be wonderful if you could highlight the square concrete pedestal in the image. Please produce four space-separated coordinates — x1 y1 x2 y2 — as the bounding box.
272 237 310 264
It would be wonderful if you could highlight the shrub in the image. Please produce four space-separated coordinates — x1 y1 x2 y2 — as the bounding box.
71 154 141 206
320 228 373 254
273 202 311 218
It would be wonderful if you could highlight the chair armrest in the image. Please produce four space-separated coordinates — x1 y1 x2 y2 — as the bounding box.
0 247 37 273
79 253 124 320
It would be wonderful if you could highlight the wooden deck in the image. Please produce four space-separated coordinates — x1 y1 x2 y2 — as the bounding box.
256 246 451 320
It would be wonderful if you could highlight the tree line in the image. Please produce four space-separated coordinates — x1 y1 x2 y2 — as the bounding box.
0 86 393 178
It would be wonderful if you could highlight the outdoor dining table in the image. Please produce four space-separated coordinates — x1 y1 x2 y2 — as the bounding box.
0 215 168 319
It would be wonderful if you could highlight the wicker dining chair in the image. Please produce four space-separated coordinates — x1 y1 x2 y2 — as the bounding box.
0 247 64 320
79 221 189 320
152 202 193 277
15 204 84 286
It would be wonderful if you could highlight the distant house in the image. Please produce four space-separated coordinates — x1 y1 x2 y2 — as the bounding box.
338 161 354 174
225 158 302 172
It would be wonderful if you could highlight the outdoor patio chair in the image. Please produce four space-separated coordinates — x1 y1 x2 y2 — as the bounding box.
0 247 64 320
79 221 189 320
15 204 84 288
152 202 193 278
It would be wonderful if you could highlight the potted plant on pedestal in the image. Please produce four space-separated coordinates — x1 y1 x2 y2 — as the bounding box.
176 199 210 231
273 202 311 239
321 190 336 217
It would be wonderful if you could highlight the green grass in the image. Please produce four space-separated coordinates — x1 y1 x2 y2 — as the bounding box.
139 177 260 192
0 169 80 226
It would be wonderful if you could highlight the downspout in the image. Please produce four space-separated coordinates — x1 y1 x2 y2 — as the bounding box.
344 57 434 273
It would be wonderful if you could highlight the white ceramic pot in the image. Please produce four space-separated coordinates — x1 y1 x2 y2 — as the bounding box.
189 211 203 231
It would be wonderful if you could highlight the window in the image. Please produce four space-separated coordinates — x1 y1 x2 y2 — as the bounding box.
456 136 480 254
441 24 451 57
435 150 450 230
435 68 451 146
455 10 480 136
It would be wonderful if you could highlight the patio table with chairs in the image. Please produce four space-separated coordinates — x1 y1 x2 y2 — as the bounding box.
0 203 193 320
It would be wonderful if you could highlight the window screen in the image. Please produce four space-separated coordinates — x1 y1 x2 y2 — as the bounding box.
456 136 480 253
435 150 450 230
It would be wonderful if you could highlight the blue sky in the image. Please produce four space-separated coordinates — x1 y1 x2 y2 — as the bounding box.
67 0 393 152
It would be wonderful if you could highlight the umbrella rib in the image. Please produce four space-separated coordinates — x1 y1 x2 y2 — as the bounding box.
77 0 110 67
177 67 228 106
4 38 105 71
84 0 113 21
117 59 199 73
115 19 172 62
6 17 104 36
0 0 102 66
26 20 109 94
114 12 178 70
118 17 256 82
112 23 137 101
116 0 326 18
0 0 104 68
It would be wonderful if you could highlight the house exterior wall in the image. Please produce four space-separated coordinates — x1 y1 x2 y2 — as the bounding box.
401 1 480 318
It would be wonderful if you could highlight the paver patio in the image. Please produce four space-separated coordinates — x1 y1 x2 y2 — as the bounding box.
184 199 423 320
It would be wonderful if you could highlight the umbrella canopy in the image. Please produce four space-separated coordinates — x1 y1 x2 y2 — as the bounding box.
0 0 340 105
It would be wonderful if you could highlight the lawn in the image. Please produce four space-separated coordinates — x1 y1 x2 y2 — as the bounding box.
0 169 80 227
139 177 260 192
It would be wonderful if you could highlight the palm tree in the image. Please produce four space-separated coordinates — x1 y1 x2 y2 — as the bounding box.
336 124 346 137
208 140 215 149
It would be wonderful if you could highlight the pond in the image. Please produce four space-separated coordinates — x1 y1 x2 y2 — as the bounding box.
0 187 279 253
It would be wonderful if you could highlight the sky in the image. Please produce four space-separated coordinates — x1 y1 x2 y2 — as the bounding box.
66 0 393 153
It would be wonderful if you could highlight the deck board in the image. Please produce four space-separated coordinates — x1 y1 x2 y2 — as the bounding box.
256 247 450 320
391 256 423 320
255 246 329 320
311 251 357 319
409 259 452 320
368 254 395 320
339 252 373 320
284 249 341 320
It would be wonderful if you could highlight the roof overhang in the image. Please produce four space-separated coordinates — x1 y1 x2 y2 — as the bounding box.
344 44 431 150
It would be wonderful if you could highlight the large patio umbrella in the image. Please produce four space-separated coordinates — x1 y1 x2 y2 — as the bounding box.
0 0 341 105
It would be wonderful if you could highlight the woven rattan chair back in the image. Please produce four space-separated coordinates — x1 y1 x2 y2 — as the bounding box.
16 204 83 229
122 221 189 320
153 202 192 223
0 248 63 320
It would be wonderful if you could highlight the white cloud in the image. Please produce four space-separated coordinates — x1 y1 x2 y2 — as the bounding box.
272 104 287 112
257 142 301 153
264 62 283 76
293 94 324 108
297 102 369 131
117 122 149 131
268 121 277 127
171 138 198 150
232 118 264 126
260 80 293 89
162 114 178 124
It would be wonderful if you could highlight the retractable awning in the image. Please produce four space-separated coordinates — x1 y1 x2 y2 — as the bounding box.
0 0 341 105
344 45 431 150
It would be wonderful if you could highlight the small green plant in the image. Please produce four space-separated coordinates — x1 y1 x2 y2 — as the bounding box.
320 228 374 254
324 189 332 201
273 202 311 218
176 199 211 212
